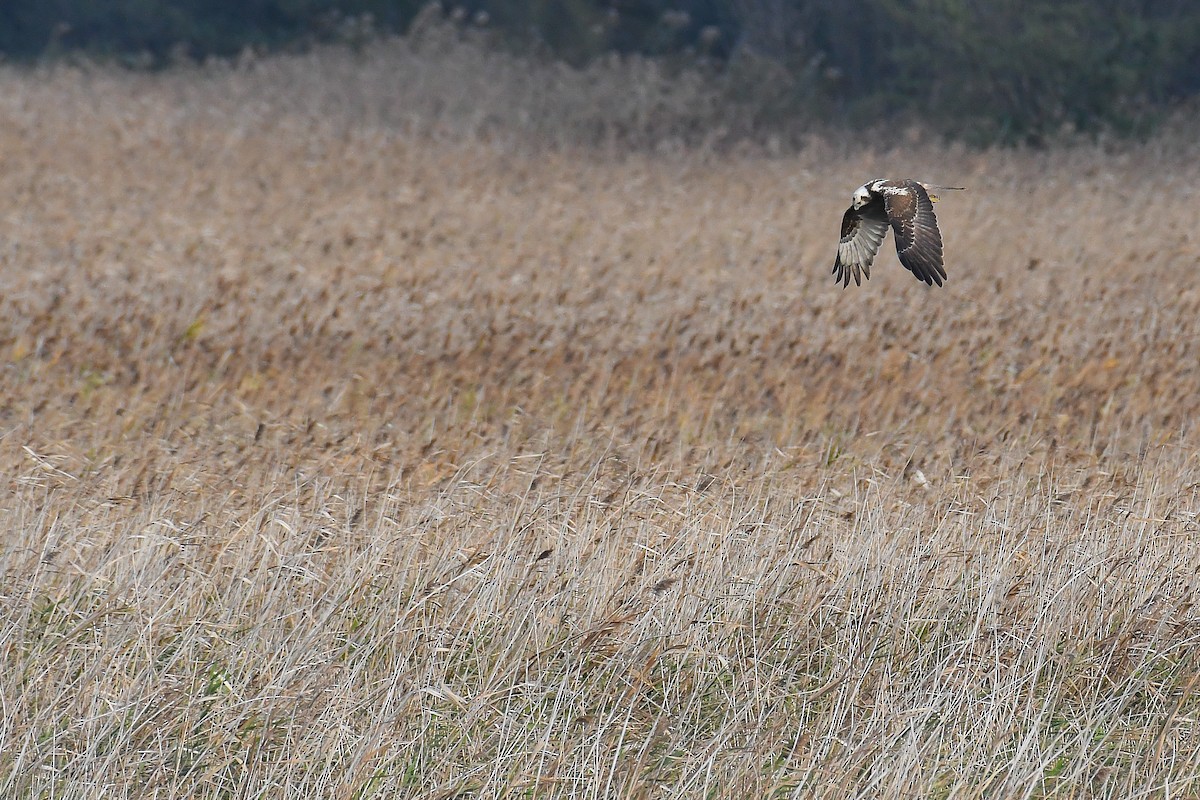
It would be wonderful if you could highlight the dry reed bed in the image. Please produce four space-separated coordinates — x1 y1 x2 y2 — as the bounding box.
1 42 1199 799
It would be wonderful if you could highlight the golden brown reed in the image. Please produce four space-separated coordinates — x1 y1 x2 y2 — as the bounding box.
2 39 1200 799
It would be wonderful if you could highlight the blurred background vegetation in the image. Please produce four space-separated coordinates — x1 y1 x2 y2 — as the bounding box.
2 0 1198 143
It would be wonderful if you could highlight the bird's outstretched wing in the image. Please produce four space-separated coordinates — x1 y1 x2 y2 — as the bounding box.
882 181 946 286
832 201 889 288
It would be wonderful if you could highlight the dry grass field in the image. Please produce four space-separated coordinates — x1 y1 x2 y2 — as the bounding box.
2 32 1200 800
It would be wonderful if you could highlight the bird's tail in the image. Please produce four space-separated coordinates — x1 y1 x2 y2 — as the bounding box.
920 183 966 203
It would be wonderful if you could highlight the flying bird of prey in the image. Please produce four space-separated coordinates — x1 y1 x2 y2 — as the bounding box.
833 179 962 288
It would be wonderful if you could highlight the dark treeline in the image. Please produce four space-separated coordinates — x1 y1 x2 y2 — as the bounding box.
2 1 1199 142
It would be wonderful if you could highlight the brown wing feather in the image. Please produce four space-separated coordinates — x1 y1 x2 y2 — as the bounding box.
882 181 946 286
832 198 889 288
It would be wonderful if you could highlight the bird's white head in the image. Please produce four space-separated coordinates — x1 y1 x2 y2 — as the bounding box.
851 183 873 210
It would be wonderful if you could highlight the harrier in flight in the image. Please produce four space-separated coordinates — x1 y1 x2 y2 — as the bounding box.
833 179 962 288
